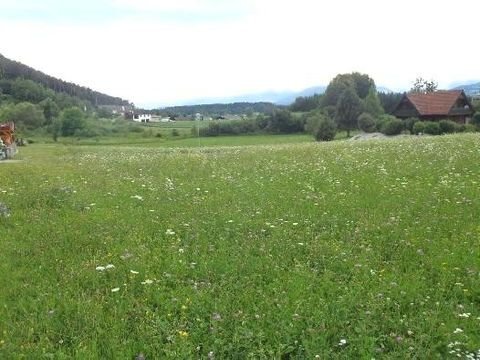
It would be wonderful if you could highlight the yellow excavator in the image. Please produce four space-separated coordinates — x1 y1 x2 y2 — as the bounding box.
0 122 17 160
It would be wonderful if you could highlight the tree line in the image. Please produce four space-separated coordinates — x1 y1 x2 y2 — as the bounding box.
0 53 129 106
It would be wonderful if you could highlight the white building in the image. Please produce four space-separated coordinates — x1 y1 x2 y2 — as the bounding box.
133 114 152 123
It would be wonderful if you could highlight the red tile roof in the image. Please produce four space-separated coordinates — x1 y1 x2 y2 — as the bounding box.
406 90 463 116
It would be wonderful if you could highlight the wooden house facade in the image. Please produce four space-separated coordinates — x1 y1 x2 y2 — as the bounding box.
393 90 474 123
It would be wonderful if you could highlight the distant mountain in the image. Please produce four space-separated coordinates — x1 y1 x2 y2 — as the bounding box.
158 102 277 117
451 81 480 96
377 86 394 93
170 86 327 108
152 84 394 109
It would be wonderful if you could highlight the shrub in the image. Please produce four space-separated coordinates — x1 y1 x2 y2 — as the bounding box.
423 121 441 135
412 121 426 135
471 112 480 127
375 114 397 132
381 118 404 135
405 117 419 134
439 119 457 134
464 124 477 133
171 129 180 137
454 123 466 133
357 112 376 133
315 117 336 141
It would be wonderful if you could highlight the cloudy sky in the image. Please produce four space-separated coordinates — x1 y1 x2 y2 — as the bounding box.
0 0 478 107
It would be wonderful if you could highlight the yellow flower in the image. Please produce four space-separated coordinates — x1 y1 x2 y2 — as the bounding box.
178 330 188 337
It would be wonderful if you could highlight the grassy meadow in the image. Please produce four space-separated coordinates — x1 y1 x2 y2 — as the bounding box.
1 134 480 358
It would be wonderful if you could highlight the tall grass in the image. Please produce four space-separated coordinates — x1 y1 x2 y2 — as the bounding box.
0 134 479 358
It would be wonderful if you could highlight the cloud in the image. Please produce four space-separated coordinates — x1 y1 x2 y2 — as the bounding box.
0 0 479 106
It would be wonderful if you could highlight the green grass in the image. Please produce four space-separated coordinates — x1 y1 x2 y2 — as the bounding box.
1 134 480 358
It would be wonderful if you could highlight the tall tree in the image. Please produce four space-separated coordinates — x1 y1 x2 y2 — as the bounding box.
364 87 384 116
323 72 376 107
410 77 438 93
335 87 363 137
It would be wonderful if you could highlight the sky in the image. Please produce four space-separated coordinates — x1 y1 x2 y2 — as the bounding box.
0 0 479 108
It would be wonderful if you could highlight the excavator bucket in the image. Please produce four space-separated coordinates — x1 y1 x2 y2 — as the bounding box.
0 122 17 160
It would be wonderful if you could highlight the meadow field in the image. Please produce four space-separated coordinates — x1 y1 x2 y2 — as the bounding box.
1 134 479 358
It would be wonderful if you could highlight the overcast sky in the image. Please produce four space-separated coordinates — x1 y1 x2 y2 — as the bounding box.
0 0 478 108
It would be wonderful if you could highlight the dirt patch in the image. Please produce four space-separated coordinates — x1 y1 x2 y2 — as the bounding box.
349 132 387 141
0 159 23 164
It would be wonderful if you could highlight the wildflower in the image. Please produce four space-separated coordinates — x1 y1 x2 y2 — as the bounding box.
130 270 139 274
0 203 11 217
96 266 106 271
131 195 144 201
105 264 115 270
111 287 120 292
165 229 175 235
141 279 153 285
458 313 471 318
178 330 188 337
292 222 298 226
338 339 347 346
453 328 463 334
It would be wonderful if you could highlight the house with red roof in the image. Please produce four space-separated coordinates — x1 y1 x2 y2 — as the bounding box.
393 90 475 124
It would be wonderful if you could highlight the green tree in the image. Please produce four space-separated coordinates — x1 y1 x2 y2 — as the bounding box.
323 73 375 107
11 78 47 103
364 87 384 116
322 74 355 107
0 102 45 130
357 112 376 133
60 107 86 136
39 98 60 125
410 77 438 93
315 116 337 141
335 87 363 137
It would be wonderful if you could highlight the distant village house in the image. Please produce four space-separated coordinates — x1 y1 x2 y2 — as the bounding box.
133 114 152 123
393 90 474 124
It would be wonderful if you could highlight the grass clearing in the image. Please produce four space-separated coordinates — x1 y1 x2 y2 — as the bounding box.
1 134 479 358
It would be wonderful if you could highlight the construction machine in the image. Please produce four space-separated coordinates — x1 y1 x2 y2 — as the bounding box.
0 122 17 160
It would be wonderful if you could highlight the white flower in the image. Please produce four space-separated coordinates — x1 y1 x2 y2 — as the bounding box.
458 313 471 318
111 287 120 292
131 195 144 201
105 264 115 270
178 248 185 253
292 223 299 226
96 266 106 271
165 229 175 235
130 270 139 274
141 279 153 285
453 328 463 334
338 339 347 346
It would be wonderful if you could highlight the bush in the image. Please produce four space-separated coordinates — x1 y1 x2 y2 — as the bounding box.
454 123 466 133
439 119 457 134
375 114 397 132
471 112 480 127
464 124 477 133
315 117 336 141
357 112 376 133
171 129 180 137
412 121 426 135
381 118 404 135
405 117 419 134
423 121 441 135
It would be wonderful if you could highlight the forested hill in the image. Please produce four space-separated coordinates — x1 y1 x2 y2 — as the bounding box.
159 102 277 116
0 53 129 106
